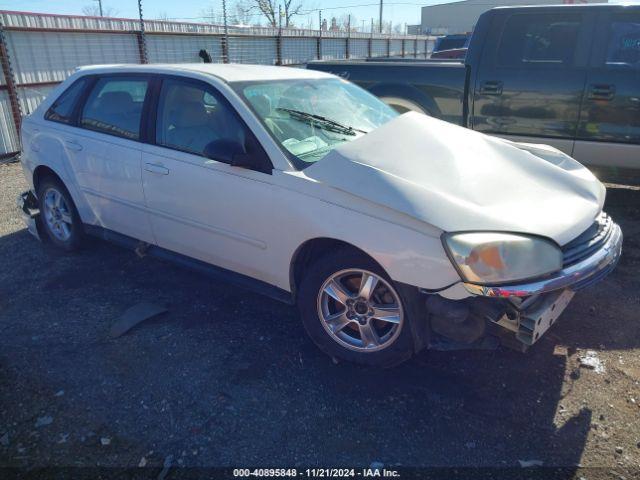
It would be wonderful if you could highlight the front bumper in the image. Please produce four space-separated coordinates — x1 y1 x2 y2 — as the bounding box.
462 221 622 298
17 190 41 240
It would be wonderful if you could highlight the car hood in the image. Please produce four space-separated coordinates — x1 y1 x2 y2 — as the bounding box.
304 112 605 246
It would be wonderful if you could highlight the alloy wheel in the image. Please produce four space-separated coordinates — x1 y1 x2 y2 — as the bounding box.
317 269 404 352
42 187 73 242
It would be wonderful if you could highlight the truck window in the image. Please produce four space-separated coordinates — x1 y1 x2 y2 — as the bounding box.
497 13 581 66
606 14 640 69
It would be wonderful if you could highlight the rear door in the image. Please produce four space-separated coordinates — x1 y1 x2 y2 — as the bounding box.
573 9 640 173
472 9 595 155
67 74 155 243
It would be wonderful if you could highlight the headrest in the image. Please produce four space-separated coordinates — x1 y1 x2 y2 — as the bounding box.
98 91 134 114
173 101 209 128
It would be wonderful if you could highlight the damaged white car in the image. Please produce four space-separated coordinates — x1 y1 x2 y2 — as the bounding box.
18 64 622 366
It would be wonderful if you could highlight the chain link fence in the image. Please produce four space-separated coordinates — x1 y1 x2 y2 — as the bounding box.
0 4 437 159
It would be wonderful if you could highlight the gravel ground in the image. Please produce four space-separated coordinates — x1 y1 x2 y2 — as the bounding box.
0 161 639 477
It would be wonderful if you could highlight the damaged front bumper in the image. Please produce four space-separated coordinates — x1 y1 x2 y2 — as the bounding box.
17 190 41 240
463 220 622 298
425 219 622 350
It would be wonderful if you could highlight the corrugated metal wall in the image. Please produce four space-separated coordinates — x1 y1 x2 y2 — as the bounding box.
7 31 140 84
0 9 435 158
281 38 317 65
147 35 223 64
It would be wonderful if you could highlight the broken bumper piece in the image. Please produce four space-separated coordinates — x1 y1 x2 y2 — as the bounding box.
493 288 575 346
17 190 41 240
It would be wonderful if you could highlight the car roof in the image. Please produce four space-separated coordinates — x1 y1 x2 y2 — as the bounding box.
75 63 335 83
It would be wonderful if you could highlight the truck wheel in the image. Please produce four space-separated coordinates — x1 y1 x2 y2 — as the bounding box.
297 249 414 367
380 96 429 115
37 177 84 251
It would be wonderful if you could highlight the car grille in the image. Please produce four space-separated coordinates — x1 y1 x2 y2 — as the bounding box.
562 213 613 268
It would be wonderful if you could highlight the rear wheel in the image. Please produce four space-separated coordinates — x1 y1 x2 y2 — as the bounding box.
297 249 414 367
380 96 429 115
37 177 84 251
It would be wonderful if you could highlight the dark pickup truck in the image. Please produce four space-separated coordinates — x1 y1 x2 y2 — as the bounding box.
308 4 640 179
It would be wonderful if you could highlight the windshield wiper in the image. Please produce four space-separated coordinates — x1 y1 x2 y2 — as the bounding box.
276 108 368 136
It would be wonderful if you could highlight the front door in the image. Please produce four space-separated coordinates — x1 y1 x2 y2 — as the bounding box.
574 9 640 173
472 10 595 155
141 76 277 285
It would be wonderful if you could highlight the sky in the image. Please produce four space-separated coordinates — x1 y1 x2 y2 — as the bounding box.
2 0 442 30
2 0 639 31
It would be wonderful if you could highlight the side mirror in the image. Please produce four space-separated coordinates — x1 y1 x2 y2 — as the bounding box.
204 139 250 168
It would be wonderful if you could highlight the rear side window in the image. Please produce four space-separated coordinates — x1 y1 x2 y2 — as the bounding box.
45 78 89 125
606 14 640 70
80 76 149 140
497 14 581 66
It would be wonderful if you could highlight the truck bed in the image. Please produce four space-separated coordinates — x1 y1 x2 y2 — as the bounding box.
308 60 467 125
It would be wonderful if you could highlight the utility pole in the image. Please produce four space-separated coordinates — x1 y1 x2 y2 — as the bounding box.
95 0 103 17
221 0 229 63
317 10 322 60
278 3 282 29
379 0 383 33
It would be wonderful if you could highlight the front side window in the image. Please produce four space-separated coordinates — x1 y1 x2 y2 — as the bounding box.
80 76 149 140
45 77 89 125
606 14 640 69
497 14 581 66
156 78 248 161
235 78 398 168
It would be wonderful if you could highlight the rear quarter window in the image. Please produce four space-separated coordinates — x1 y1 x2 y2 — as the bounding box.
45 78 89 125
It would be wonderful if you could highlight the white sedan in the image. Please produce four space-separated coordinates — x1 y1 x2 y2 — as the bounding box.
18 64 622 366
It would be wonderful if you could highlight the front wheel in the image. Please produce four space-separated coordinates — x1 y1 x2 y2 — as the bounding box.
297 250 415 367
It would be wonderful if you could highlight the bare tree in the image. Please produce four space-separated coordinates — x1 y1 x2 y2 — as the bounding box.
82 4 118 17
237 0 304 28
372 19 392 34
232 0 253 25
249 0 277 27
337 13 356 32
200 5 224 24
282 0 304 27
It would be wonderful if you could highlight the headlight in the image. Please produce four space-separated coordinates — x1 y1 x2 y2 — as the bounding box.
442 232 562 284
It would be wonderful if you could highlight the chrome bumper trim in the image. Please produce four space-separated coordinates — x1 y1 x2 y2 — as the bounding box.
463 222 623 298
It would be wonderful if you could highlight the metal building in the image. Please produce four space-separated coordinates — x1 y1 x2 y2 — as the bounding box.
419 0 608 35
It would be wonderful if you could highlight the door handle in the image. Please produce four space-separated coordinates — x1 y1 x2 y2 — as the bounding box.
480 80 503 96
65 140 83 152
145 163 169 175
588 84 615 101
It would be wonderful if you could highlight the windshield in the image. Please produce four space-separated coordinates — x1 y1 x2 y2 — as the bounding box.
234 78 398 169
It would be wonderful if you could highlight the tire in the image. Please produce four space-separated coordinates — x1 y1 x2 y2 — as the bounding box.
380 96 429 115
36 176 84 251
297 249 415 367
